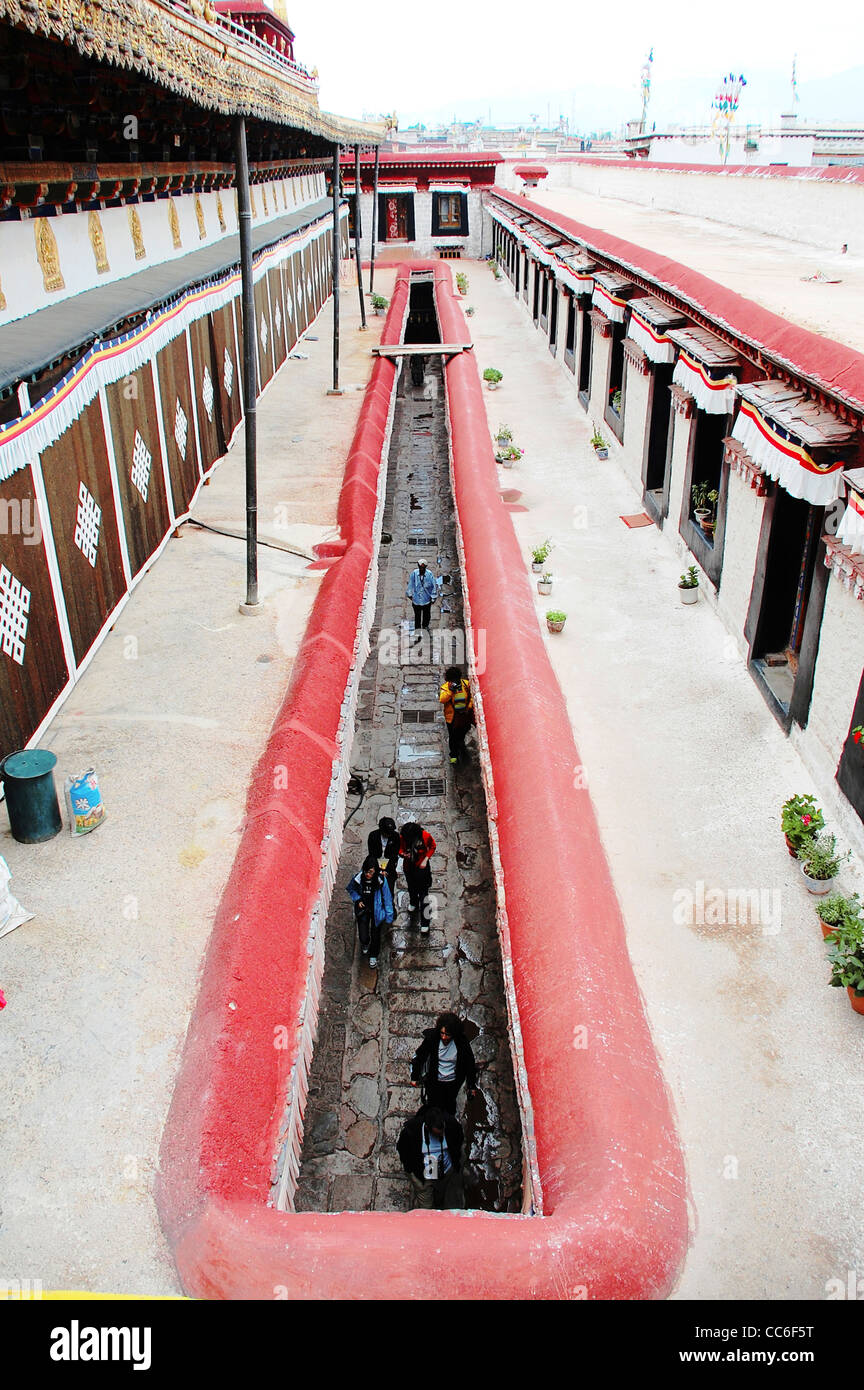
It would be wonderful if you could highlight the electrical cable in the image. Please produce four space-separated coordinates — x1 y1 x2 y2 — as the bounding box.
181 517 314 560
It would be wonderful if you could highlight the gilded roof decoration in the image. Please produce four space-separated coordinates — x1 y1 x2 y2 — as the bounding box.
0 0 383 144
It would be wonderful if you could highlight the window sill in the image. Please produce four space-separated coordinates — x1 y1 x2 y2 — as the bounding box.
604 405 624 444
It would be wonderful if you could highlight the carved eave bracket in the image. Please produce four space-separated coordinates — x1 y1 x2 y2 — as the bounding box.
622 336 649 375
724 437 771 496
824 537 864 600
669 384 695 419
590 308 613 338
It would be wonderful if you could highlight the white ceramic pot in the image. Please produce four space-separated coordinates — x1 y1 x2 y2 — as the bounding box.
538 581 552 595
678 585 699 605
531 561 544 572
800 863 836 896
486 381 500 390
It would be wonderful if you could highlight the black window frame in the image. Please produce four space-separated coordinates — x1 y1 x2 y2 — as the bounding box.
430 191 468 237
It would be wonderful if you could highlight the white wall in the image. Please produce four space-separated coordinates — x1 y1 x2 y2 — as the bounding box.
496 157 864 256
0 170 328 327
351 189 487 261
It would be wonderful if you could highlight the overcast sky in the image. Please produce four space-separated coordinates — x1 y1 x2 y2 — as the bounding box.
294 0 864 128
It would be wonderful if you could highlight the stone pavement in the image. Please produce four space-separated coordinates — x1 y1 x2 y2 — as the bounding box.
293 359 523 1214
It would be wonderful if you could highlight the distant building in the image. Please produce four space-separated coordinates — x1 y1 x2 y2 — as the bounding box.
623 117 864 166
342 152 503 261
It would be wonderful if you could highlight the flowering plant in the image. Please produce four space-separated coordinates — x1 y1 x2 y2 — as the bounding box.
852 725 864 745
780 793 825 853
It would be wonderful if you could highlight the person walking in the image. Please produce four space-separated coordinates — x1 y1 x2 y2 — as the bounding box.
367 815 400 900
396 1106 464 1210
406 560 438 642
399 822 436 932
346 855 394 970
439 665 474 764
410 1012 479 1114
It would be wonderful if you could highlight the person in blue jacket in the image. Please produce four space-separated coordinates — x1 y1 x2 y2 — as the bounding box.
406 560 438 641
346 855 394 970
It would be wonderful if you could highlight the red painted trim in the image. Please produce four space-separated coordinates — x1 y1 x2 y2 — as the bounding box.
534 156 864 184
156 262 688 1300
491 188 864 410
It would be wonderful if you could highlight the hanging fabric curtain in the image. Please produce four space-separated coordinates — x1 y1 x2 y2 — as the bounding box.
673 351 737 415
730 399 846 506
838 489 864 555
629 306 676 363
591 282 627 323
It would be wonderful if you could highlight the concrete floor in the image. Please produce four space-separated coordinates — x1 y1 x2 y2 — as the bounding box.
532 185 864 355
0 277 391 1295
464 257 864 1299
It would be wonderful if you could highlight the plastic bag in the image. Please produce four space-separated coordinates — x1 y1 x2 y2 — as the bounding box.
0 856 34 939
64 769 106 837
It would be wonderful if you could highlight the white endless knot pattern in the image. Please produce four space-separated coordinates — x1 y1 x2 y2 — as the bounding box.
260 314 269 354
74 481 101 568
174 399 188 460
274 301 282 337
201 366 214 422
0 564 30 666
285 288 293 320
223 347 234 397
306 276 312 302
131 430 152 502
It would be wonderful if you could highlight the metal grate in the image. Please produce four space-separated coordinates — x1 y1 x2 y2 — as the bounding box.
408 536 439 546
401 710 436 724
398 778 446 797
437 247 462 259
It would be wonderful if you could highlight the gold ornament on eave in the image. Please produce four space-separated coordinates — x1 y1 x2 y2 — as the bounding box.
88 210 110 274
34 216 65 292
217 193 226 233
169 198 182 249
128 206 146 260
195 195 206 240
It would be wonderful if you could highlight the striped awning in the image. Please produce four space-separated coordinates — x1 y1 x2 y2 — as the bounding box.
592 274 632 324
838 487 864 554
731 395 851 506
629 298 687 364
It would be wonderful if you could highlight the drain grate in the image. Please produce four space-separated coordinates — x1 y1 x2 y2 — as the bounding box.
402 710 436 724
408 536 439 546
398 778 445 798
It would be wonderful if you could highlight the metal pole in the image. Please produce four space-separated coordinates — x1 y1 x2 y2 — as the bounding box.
233 114 259 611
332 142 340 392
354 144 366 329
369 142 379 292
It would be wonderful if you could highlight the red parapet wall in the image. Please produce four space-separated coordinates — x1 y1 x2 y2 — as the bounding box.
156 263 689 1299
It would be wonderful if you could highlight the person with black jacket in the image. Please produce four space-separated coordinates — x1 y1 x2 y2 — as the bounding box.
367 815 400 899
396 1106 464 1209
410 1012 478 1115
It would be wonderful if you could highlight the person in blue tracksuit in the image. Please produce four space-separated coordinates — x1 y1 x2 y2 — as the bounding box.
346 855 394 970
406 561 438 640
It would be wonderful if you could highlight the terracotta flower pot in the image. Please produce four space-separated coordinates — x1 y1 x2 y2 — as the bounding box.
784 834 799 858
546 618 566 634
847 987 864 1015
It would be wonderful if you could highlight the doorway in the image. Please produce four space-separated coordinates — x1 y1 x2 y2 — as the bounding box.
578 302 592 407
750 489 823 716
643 363 674 516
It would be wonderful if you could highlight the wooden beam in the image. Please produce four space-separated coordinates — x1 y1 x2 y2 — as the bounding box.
371 343 474 357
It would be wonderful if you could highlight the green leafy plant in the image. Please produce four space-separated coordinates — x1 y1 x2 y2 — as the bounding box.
590 427 608 449
799 832 847 882
541 572 553 584
825 911 864 997
852 725 864 745
483 367 503 384
495 423 513 442
531 538 553 564
370 293 388 310
816 891 863 930
781 793 825 852
679 565 700 590
611 388 622 414
691 481 719 515
465 305 475 316
546 610 567 622
455 271 469 295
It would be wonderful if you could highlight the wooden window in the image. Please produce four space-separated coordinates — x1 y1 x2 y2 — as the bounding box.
438 194 462 229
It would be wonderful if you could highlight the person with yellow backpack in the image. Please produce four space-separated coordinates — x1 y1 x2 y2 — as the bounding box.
439 665 474 764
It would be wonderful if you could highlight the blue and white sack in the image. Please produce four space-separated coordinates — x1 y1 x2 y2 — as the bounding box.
64 769 106 837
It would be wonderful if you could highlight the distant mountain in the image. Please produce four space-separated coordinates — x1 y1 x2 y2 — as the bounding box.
401 66 864 136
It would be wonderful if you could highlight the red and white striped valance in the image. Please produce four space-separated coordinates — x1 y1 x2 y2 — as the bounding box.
731 399 846 506
629 307 676 364
673 351 737 415
838 488 864 554
592 282 626 323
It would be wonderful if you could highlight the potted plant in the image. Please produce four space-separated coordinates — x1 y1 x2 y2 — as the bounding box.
610 388 622 416
371 293 388 316
590 427 609 459
455 272 469 296
495 423 513 449
530 539 552 572
483 368 503 391
537 572 553 596
546 609 567 633
691 482 719 536
816 891 863 941
465 305 475 317
678 564 700 605
780 793 825 858
798 832 847 896
824 911 864 1015
496 444 523 468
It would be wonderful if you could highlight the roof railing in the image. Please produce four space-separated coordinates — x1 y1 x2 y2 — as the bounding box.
167 0 319 89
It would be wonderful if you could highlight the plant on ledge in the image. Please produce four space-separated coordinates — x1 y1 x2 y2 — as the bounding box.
799 832 847 894
371 293 388 314
546 610 567 633
780 792 825 857
852 724 864 745
495 423 513 444
455 271 469 295
611 388 622 415
679 565 700 589
483 367 503 389
691 481 719 535
816 891 863 934
590 427 609 458
531 539 553 568
824 910 864 1012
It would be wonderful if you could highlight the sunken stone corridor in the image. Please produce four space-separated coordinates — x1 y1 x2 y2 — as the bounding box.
291 355 523 1214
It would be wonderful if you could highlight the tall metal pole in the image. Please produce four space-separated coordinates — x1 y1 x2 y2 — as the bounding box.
331 142 340 392
233 115 259 611
354 144 367 329
369 142 379 293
